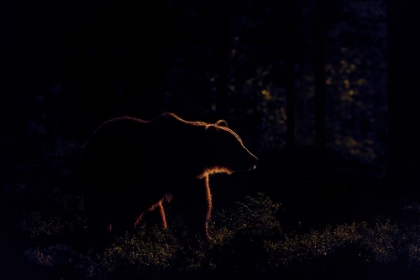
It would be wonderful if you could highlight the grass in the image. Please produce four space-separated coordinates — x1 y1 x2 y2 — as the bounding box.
18 192 420 279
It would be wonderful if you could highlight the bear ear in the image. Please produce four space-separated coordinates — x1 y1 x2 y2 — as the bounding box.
215 119 228 127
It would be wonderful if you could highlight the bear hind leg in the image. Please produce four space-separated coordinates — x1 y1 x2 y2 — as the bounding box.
135 194 172 229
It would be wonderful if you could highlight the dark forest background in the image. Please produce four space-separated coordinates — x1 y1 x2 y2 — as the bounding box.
0 0 419 279
1 0 388 159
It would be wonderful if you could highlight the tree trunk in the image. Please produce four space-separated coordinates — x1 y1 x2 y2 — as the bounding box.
285 0 295 150
314 0 326 154
388 0 420 198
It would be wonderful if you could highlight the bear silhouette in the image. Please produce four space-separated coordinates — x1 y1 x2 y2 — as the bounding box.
81 112 257 248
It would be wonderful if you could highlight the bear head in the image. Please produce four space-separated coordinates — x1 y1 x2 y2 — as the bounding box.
199 120 258 177
159 113 258 178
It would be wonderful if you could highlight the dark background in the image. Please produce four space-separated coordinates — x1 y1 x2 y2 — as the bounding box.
1 0 388 155
1 0 418 278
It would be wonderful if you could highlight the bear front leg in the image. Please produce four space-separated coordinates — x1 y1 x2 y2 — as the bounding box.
173 176 212 240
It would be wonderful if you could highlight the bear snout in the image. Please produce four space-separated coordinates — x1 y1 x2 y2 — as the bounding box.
235 154 258 172
248 164 257 172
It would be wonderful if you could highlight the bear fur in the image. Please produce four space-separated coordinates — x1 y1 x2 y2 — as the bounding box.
81 112 257 247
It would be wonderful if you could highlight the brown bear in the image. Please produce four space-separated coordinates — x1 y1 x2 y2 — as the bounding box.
81 112 257 247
